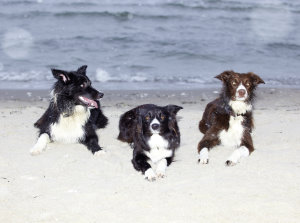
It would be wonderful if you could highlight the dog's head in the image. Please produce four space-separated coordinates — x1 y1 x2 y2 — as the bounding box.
117 104 182 144
136 104 182 137
51 65 103 110
215 70 265 102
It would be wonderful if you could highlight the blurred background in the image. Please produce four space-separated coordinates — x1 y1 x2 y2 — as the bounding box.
0 0 299 90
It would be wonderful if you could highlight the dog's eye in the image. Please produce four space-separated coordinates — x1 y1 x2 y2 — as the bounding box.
161 115 165 120
245 82 250 87
232 81 237 86
145 116 150 121
80 83 86 88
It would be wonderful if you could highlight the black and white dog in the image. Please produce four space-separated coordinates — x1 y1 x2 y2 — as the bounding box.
197 70 264 165
30 65 108 155
118 104 182 181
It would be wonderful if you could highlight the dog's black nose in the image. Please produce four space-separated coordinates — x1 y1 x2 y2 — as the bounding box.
97 92 104 99
151 123 160 130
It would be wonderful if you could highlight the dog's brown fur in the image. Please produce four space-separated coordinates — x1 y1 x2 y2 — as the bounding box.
197 70 264 165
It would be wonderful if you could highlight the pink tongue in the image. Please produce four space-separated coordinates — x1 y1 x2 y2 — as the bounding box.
81 97 98 108
89 99 98 108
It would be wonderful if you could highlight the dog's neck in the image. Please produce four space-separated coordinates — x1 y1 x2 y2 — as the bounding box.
229 100 252 116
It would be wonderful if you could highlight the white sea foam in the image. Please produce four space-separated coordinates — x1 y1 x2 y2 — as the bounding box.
95 68 112 82
95 69 148 83
128 73 147 82
0 70 47 81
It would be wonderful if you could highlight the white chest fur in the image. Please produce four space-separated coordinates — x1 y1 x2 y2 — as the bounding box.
229 100 252 114
219 115 244 147
50 105 90 143
145 134 172 163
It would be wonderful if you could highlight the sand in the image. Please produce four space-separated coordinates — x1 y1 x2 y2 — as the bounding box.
0 87 300 223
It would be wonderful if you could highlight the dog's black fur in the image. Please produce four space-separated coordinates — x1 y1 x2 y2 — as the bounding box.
31 65 108 155
118 104 182 179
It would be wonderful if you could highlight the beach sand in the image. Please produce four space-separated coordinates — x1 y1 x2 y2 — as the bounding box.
0 87 300 223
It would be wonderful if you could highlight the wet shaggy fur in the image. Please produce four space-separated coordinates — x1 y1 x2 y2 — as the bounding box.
118 104 182 180
197 70 265 165
31 65 108 155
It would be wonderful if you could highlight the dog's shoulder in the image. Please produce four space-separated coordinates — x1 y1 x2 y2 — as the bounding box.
118 107 139 143
200 97 231 133
34 103 58 129
202 98 230 119
204 98 220 112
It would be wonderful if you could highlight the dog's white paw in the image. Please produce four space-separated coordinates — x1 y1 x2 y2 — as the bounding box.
30 147 43 156
30 134 49 156
144 168 156 182
94 150 106 156
156 159 167 178
225 147 249 166
156 172 166 178
30 145 45 156
198 158 209 164
225 160 237 166
198 147 209 164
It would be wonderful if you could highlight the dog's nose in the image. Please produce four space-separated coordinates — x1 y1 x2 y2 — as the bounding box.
151 123 160 130
238 89 246 97
97 92 104 99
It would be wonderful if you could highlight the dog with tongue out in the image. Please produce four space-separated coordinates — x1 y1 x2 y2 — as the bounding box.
30 65 108 155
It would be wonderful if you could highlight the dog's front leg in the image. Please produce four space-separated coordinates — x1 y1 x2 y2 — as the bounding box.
226 131 254 166
197 128 220 164
156 158 168 178
132 152 156 181
30 133 50 155
82 134 104 155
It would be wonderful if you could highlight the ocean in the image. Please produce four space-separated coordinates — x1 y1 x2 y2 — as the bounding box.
0 0 300 90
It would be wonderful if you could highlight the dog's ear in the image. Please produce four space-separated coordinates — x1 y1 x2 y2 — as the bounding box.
136 115 143 134
135 109 144 134
51 69 70 83
167 114 180 138
118 109 136 143
77 65 88 75
215 70 235 82
165 105 181 137
248 72 265 85
165 105 183 116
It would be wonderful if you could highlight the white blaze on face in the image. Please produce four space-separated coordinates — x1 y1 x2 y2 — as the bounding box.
235 83 248 101
150 118 160 134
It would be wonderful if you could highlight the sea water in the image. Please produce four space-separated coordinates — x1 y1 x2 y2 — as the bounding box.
0 0 299 90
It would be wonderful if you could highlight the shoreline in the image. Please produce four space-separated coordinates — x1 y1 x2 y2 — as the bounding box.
1 87 300 111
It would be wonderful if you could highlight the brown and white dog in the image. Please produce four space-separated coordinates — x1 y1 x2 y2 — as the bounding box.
197 70 265 166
